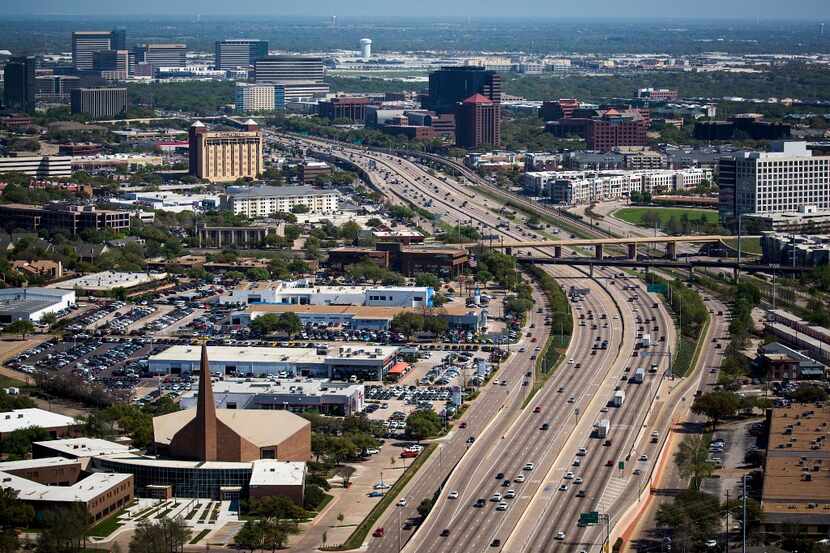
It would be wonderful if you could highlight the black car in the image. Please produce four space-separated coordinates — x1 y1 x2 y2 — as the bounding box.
502 479 511 487
541 423 550 430
441 529 451 537
474 498 486 508
496 472 504 480
491 539 502 547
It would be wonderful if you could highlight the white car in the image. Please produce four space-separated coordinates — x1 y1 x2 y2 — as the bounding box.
523 463 535 471
505 489 516 499
633 469 642 476
496 501 508 511
564 471 574 480
558 483 569 491
514 474 526 483
397 498 407 507
365 448 380 455
374 482 391 490
568 358 575 364
491 492 502 502
448 491 459 499
568 396 576 403
577 447 588 456
574 477 583 485
556 531 566 540
639 454 649 462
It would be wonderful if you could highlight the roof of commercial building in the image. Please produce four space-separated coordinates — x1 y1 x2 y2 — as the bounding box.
0 298 60 317
180 377 362 401
0 457 80 471
762 404 830 516
0 471 132 503
244 303 474 319
249 460 306 487
149 344 400 365
228 185 336 200
33 437 134 458
153 408 309 448
0 409 77 434
49 271 167 292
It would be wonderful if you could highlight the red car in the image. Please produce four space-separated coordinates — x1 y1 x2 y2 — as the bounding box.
401 450 418 459
533 406 541 413
373 528 385 538
459 422 467 429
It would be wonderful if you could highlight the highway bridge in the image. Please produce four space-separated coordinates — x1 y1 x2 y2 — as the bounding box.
517 256 809 275
465 234 759 260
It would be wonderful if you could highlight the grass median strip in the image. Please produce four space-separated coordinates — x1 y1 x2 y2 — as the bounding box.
329 443 437 551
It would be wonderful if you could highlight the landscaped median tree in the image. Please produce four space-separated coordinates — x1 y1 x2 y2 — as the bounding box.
691 391 741 431
128 517 191 553
674 435 716 491
656 490 720 552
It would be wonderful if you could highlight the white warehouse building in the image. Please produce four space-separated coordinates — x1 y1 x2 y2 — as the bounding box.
0 288 76 323
227 185 339 218
220 279 434 308
147 344 400 380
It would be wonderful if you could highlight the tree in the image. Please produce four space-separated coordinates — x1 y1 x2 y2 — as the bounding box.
339 221 362 242
691 391 740 431
5 320 35 340
791 384 828 403
275 312 302 338
0 488 34 553
0 426 50 459
414 273 442 290
406 410 443 441
391 312 424 340
234 520 264 553
417 498 433 519
674 435 716 491
261 518 298 552
334 465 356 488
36 505 89 553
291 204 310 214
41 312 58 327
128 517 191 553
247 267 270 281
655 490 720 551
303 484 327 511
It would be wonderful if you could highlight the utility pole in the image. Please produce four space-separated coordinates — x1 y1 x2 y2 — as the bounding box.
742 476 749 553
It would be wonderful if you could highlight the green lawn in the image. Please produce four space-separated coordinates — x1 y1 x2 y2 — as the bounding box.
723 237 763 256
87 511 125 538
613 207 719 230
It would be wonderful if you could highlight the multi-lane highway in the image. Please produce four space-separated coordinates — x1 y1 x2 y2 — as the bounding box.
271 133 679 553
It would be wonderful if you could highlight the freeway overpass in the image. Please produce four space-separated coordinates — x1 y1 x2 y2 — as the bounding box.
466 234 759 260
517 256 809 275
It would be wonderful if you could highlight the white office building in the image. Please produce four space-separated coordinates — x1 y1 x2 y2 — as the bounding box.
719 141 830 223
0 156 72 178
227 185 339 217
235 83 276 113
220 279 433 308
0 288 76 323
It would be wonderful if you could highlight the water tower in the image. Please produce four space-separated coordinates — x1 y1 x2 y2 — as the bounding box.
359 38 372 60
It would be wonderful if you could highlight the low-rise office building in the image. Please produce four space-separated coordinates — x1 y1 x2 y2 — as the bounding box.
147 344 400 380
49 271 167 295
0 204 130 235
179 377 365 416
70 87 128 119
195 223 283 249
761 404 830 537
755 342 827 381
761 232 830 267
0 155 72 178
327 242 469 278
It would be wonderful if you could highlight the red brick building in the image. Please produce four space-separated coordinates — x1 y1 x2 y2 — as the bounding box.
455 93 501 149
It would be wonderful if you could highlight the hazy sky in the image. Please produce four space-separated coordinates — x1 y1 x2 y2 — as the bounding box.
5 0 830 18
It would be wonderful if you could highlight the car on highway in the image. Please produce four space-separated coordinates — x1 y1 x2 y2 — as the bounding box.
491 539 502 547
574 477 583 484
568 395 576 403
633 469 642 476
564 471 574 479
523 463 535 471
474 498 486 508
576 490 586 498
397 498 407 507
448 491 459 499
514 474 526 483
556 531 566 540
496 501 508 511
533 405 542 413
502 479 511 487
577 447 588 456
639 454 649 462
495 472 505 480
540 423 550 431
558 483 569 491
373 528 385 538
573 458 581 466
459 421 467 429
491 492 502 502
557 386 565 393
441 529 451 537
505 489 516 499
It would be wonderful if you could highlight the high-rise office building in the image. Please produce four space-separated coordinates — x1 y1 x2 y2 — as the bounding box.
424 66 502 115
134 44 187 69
35 75 81 102
718 141 830 226
3 56 37 112
111 27 127 51
72 31 113 71
70 87 128 119
455 93 501 149
188 120 263 182
254 56 324 84
93 50 130 80
214 39 269 70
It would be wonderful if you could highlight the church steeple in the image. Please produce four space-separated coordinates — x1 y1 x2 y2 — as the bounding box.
194 344 218 462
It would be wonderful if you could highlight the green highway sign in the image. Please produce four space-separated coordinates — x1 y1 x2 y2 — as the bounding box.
647 283 667 294
618 461 625 470
579 512 599 526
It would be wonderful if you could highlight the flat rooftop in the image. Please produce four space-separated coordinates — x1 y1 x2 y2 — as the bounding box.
249 460 306 487
33 437 134 458
0 457 80 471
0 298 59 316
149 345 399 366
180 377 362 402
229 185 337 200
49 271 167 291
0 408 76 434
244 303 476 318
762 404 830 516
0 470 132 503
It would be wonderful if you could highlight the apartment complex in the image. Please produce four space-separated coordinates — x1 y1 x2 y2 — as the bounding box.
227 185 339 218
718 142 830 226
134 43 187 69
215 39 269 69
0 204 130 235
0 155 72 178
188 120 263 182
524 168 712 205
235 83 276 113
70 88 128 119
3 56 37 111
254 56 324 84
